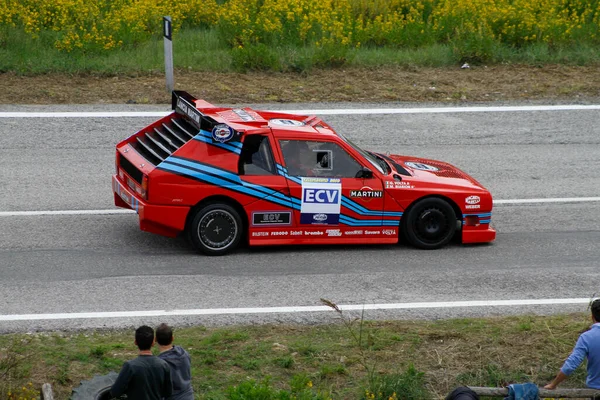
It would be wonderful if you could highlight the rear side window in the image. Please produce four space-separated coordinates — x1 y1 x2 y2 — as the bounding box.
239 135 276 175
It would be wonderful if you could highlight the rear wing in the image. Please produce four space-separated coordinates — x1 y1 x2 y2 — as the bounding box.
172 90 212 131
171 90 241 145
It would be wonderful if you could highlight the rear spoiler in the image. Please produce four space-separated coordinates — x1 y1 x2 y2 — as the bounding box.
171 90 241 144
171 90 205 131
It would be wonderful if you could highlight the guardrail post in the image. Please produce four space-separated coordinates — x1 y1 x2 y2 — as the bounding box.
163 16 174 93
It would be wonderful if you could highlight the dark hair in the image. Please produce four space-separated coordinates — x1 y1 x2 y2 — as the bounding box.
592 299 600 322
135 325 155 350
156 323 173 346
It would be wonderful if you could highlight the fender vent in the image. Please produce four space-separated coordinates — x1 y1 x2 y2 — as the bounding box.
132 117 197 166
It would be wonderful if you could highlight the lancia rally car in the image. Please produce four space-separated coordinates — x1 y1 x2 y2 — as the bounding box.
112 91 496 255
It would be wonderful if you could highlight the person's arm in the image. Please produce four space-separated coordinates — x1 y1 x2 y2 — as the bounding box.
544 370 568 389
545 336 588 389
110 362 132 397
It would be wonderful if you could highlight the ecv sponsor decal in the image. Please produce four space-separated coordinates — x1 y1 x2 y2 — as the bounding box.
300 178 341 225
252 211 292 226
303 188 339 204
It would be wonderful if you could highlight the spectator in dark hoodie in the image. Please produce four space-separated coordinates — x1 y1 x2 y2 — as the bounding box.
156 323 194 400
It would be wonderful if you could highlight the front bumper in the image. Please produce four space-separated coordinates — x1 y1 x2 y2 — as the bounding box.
462 225 496 244
112 175 190 238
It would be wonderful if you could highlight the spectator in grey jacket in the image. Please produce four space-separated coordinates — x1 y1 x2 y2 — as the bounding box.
156 323 194 400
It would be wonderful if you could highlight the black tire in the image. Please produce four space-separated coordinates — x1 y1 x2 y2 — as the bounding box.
71 372 118 400
188 203 243 255
402 197 457 249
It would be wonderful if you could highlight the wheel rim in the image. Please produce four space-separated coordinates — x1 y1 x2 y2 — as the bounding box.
412 207 451 245
197 209 238 251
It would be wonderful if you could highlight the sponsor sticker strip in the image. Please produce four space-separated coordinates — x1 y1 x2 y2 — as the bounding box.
250 228 397 238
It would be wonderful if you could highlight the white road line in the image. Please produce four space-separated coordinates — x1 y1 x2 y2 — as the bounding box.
1 197 599 217
1 104 600 118
0 111 168 118
0 209 135 216
494 197 600 205
0 298 590 321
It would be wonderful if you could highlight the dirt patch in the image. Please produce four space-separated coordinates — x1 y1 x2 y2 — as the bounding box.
1 64 599 104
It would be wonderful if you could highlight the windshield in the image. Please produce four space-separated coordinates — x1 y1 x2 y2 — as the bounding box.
338 133 387 174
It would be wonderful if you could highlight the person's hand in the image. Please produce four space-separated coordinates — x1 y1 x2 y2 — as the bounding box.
544 383 556 390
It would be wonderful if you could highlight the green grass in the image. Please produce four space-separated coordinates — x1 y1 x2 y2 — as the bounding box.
1 27 600 76
0 313 596 399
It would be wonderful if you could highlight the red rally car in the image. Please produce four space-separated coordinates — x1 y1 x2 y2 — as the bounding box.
112 91 496 255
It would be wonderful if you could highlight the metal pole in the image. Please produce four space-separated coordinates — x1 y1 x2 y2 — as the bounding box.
163 16 174 93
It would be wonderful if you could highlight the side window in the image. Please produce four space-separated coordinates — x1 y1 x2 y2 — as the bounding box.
239 135 276 175
280 140 362 178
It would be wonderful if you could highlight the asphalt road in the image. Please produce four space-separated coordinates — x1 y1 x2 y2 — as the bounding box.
1 102 599 332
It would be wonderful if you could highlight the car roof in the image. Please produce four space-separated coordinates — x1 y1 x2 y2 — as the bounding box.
196 102 339 140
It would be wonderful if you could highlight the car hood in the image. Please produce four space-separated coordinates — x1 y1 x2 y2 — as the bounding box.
386 154 485 190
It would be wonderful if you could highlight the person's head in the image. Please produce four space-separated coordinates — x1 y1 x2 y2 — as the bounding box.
591 299 600 323
135 325 155 351
156 323 174 346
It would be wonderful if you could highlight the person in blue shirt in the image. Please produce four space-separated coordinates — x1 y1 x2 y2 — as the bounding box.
545 298 600 390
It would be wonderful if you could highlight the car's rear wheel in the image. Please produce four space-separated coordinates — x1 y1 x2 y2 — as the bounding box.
403 197 457 249
188 203 243 256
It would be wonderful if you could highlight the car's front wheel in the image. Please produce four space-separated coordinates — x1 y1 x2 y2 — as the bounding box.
402 197 457 249
188 203 243 256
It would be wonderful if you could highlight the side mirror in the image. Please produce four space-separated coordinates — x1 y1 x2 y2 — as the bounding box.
355 167 373 179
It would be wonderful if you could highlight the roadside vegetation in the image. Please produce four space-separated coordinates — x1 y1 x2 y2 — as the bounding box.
1 0 600 75
0 312 592 399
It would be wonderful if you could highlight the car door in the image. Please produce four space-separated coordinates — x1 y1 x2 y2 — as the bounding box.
278 139 385 238
238 134 295 238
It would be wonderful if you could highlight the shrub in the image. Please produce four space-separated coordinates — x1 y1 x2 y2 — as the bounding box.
313 44 353 68
363 365 429 400
226 377 329 400
231 43 280 72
